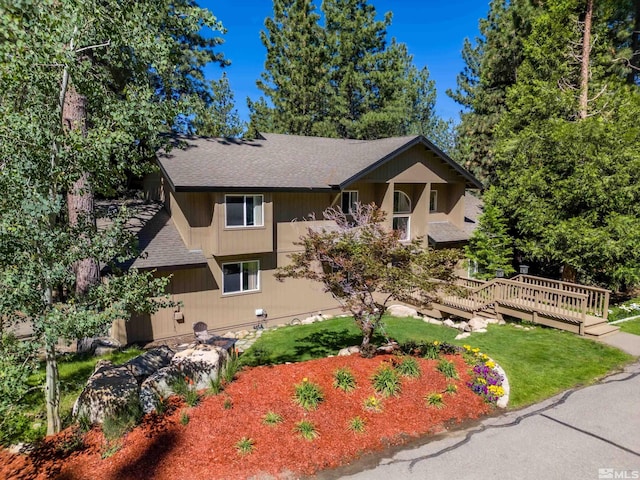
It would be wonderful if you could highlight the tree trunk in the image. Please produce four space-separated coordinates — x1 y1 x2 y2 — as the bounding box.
578 0 593 119
63 87 99 295
628 0 640 85
45 342 61 435
561 263 577 283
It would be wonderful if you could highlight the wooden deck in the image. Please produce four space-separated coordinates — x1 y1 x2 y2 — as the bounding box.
432 275 619 338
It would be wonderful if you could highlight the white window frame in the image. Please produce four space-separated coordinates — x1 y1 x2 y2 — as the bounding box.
393 190 411 241
222 260 260 295
341 190 359 214
430 190 438 213
225 194 264 228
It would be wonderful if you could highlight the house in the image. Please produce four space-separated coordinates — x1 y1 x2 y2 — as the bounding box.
111 133 482 344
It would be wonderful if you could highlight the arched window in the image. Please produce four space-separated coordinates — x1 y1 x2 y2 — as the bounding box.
393 191 411 241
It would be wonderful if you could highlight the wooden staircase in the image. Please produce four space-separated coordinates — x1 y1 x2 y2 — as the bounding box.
431 275 619 338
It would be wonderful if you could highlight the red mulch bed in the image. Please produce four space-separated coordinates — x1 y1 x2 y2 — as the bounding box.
0 354 491 480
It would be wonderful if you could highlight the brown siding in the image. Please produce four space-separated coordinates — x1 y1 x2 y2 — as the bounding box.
117 259 344 344
167 190 214 251
428 183 465 227
213 193 274 256
361 145 461 184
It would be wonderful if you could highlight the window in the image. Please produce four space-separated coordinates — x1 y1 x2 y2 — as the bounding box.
341 190 359 213
430 190 438 213
393 190 411 241
222 260 260 294
225 195 263 227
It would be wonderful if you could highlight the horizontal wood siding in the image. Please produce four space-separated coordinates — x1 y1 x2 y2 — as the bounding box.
167 190 214 250
213 192 273 256
118 258 343 344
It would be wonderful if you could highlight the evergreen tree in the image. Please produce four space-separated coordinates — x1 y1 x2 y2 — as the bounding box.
254 0 331 136
448 0 541 182
193 73 245 137
252 0 451 141
488 0 640 289
464 189 514 280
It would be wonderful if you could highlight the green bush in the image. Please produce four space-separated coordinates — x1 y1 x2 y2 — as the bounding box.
333 367 357 392
293 378 324 411
372 365 401 397
262 411 283 425
394 356 421 378
294 420 319 441
436 359 458 379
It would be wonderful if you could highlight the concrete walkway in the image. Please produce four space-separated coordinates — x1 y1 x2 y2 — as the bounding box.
316 332 640 480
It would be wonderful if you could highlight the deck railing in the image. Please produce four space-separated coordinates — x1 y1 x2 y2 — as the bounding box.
511 275 609 320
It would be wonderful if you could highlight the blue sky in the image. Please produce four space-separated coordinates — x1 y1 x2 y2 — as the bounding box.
200 1 489 124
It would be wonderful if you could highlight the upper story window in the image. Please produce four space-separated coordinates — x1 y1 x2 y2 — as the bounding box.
430 190 438 213
225 194 264 228
341 190 359 214
393 190 411 241
222 260 260 294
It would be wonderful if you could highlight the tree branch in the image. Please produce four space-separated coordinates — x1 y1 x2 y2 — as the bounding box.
75 40 111 54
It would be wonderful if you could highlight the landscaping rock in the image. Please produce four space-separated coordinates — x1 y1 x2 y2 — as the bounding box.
172 344 229 390
458 321 471 332
386 305 418 318
338 346 360 356
124 345 174 383
469 317 489 331
474 328 488 333
77 336 122 356
427 318 443 326
72 360 139 424
455 332 471 340
376 341 400 354
140 346 229 413
443 319 456 328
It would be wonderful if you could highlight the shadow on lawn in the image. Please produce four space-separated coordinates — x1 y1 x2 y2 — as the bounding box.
244 328 389 366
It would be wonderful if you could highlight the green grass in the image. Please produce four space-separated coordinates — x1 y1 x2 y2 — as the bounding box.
242 316 631 408
618 318 640 336
22 347 143 440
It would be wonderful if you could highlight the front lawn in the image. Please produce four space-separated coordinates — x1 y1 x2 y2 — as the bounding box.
241 316 632 408
618 318 640 336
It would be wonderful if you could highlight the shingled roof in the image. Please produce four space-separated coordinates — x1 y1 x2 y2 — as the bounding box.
128 209 207 270
158 133 482 192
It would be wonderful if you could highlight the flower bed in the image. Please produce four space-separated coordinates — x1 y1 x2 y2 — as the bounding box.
0 348 501 480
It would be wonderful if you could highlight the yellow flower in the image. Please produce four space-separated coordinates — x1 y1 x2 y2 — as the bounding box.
433 340 440 346
485 361 496 369
303 377 308 383
481 354 489 360
477 377 486 384
463 345 471 351
488 385 505 396
472 348 480 354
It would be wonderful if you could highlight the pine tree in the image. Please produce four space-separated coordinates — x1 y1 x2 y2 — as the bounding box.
254 0 331 136
193 73 245 137
448 0 541 182
489 0 640 289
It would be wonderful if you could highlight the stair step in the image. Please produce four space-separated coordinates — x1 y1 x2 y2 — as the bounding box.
584 323 620 338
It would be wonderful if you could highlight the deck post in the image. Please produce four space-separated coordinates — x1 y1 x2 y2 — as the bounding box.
602 290 610 321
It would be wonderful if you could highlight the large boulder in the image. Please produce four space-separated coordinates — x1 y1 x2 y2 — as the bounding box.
469 317 490 332
172 344 229 390
140 345 228 414
76 336 122 356
386 305 418 318
72 360 139 424
124 345 174 383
